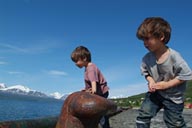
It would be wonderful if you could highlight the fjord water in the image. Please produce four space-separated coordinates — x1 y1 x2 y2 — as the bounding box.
0 92 64 121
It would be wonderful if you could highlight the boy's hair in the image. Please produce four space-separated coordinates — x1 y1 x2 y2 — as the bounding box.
71 46 91 62
136 17 171 44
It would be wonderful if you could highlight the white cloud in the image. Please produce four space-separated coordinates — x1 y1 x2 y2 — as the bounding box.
0 41 65 54
0 61 7 65
48 70 68 76
0 43 28 53
109 83 148 98
8 71 24 75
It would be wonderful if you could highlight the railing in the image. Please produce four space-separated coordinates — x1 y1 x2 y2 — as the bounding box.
0 116 58 128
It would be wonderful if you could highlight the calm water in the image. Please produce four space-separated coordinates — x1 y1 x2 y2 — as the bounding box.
0 93 64 122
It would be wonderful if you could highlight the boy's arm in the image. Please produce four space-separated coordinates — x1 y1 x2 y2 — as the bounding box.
154 78 185 90
91 81 97 94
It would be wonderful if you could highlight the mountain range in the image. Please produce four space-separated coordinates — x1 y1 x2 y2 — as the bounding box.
0 83 68 100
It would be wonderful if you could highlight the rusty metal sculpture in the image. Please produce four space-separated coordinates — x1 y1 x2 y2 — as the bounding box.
55 91 117 128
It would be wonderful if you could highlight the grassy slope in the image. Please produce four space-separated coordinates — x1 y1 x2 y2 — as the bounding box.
185 80 192 103
112 80 192 107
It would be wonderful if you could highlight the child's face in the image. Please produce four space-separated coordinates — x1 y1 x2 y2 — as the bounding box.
143 36 164 52
74 59 87 68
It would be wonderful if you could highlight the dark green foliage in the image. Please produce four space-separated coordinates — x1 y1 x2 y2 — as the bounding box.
111 93 145 108
185 80 192 103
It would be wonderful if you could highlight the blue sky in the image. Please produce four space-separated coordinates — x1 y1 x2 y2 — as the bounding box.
1 0 192 98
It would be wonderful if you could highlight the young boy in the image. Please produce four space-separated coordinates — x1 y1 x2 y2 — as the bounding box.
71 45 110 128
135 17 192 128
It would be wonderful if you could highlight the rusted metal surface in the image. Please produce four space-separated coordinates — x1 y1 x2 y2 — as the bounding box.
56 91 117 128
0 116 58 128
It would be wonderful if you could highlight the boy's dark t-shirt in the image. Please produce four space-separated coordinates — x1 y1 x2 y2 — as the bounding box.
84 63 109 96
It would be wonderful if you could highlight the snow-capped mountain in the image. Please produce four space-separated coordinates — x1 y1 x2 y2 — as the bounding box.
0 83 6 89
50 92 69 100
0 83 70 100
50 92 63 99
60 94 69 100
0 84 48 98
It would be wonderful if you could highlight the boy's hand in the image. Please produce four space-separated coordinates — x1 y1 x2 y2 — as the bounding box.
154 81 167 90
146 76 156 92
148 82 156 92
91 88 96 94
83 88 96 94
154 79 185 90
81 88 92 93
81 89 86 92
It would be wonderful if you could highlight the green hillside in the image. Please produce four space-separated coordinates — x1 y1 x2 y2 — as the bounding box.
185 80 192 103
112 80 192 108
